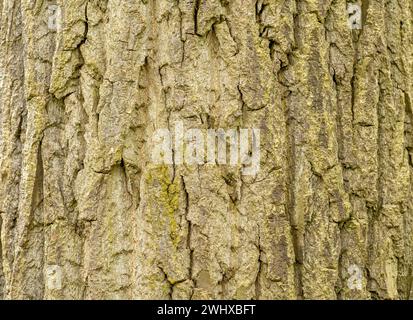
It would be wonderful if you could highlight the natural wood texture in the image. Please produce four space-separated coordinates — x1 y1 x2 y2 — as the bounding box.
0 0 412 299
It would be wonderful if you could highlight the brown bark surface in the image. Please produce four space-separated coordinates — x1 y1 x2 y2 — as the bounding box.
0 0 412 299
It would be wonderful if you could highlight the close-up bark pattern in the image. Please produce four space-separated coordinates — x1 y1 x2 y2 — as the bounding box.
0 0 412 299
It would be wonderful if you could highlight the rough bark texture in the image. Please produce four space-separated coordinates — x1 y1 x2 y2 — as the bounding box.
0 0 413 300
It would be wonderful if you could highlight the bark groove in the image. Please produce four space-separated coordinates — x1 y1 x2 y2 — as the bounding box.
0 0 412 299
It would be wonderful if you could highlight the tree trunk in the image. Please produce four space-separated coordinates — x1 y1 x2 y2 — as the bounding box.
0 0 412 300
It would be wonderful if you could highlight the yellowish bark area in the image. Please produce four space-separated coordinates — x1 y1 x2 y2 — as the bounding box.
0 0 412 299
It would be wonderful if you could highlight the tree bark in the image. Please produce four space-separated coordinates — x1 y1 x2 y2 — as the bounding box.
0 0 412 299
